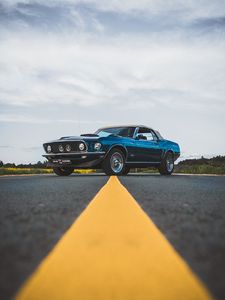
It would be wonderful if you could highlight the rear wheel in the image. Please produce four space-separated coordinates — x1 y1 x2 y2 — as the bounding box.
53 167 74 176
159 152 174 175
102 149 126 175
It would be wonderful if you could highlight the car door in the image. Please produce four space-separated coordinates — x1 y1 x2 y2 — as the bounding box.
133 127 162 163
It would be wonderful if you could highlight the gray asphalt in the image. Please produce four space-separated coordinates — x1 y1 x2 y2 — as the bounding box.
0 174 225 300
0 175 108 300
120 174 225 300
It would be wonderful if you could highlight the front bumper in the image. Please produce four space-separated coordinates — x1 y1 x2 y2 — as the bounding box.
42 152 106 168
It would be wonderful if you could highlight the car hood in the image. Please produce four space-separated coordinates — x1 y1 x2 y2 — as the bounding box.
45 135 101 144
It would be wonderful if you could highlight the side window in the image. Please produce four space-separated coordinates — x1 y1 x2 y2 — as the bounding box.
119 127 135 137
138 127 155 141
144 132 154 141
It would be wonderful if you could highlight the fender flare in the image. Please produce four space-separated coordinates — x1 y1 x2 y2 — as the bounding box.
162 149 174 160
104 144 128 160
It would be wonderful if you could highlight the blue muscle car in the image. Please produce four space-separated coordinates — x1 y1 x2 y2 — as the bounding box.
43 125 180 176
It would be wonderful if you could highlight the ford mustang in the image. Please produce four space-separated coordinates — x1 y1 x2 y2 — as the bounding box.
43 125 180 176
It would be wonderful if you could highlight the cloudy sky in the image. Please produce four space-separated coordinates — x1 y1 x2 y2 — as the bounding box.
0 0 225 163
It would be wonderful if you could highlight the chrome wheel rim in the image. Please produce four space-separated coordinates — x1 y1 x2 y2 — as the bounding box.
166 153 174 172
110 152 124 173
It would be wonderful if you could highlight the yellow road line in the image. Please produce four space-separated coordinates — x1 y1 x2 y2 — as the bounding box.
16 176 212 300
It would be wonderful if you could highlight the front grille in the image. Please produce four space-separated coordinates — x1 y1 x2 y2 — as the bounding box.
44 141 87 154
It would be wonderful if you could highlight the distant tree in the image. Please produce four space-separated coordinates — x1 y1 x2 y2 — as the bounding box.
0 160 3 167
4 163 16 168
178 156 225 167
37 161 43 168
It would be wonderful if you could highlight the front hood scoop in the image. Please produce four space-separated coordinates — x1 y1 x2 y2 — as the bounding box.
58 135 100 142
60 136 82 140
80 134 99 137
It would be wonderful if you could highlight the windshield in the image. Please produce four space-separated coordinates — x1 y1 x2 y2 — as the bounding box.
95 127 135 138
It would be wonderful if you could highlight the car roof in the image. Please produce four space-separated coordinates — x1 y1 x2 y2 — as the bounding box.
96 125 163 139
97 125 152 130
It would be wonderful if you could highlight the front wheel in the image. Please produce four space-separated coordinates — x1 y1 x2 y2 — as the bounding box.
102 149 126 175
158 152 174 175
53 167 74 176
122 166 130 175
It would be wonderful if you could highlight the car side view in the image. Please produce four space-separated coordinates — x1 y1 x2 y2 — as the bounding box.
43 125 180 176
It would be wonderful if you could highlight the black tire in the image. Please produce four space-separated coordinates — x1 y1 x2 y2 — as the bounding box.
102 148 126 175
159 152 174 175
53 167 74 176
122 166 130 175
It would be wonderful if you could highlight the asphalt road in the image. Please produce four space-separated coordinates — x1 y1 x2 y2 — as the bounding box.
121 175 225 300
0 174 225 300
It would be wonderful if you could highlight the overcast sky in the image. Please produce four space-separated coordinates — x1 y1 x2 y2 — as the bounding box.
0 0 225 164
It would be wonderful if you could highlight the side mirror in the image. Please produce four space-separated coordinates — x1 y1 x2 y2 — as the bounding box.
136 134 147 140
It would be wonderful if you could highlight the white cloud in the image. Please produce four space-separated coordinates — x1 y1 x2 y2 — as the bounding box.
1 0 224 19
0 113 105 124
0 0 225 163
0 32 225 112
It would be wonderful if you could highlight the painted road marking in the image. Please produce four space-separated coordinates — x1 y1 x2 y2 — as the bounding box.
16 176 212 300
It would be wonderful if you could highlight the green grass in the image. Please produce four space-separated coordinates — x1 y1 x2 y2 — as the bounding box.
174 164 225 175
0 168 94 176
132 165 225 175
0 168 53 175
0 165 224 176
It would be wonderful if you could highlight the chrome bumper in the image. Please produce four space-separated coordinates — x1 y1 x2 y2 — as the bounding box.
42 151 106 168
43 151 105 158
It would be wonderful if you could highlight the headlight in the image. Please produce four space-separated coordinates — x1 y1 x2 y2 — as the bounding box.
59 144 64 152
94 142 102 151
47 145 51 153
65 144 71 152
79 143 85 151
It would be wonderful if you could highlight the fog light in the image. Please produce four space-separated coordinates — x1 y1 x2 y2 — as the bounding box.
59 145 64 152
47 145 51 153
65 144 71 152
79 143 85 151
